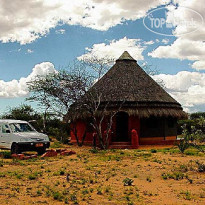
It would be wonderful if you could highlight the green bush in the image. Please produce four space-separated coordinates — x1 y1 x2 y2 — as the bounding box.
0 151 12 159
53 191 63 201
196 161 205 172
150 149 157 153
177 139 189 153
123 178 134 186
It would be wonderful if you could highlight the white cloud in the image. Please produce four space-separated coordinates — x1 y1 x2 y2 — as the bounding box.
78 37 145 61
0 0 169 44
144 40 155 45
55 29 66 35
148 0 205 71
0 62 56 98
153 71 205 113
161 39 169 44
27 49 34 53
149 37 205 71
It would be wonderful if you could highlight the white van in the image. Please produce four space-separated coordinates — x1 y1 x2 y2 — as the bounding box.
0 119 50 155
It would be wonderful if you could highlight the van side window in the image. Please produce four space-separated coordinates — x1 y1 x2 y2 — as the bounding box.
2 124 10 133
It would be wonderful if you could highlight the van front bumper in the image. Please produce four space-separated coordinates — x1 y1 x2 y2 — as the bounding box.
16 141 50 151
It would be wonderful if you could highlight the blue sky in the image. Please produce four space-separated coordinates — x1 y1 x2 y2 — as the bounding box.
0 0 204 114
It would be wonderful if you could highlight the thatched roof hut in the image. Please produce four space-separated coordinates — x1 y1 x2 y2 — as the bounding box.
70 51 187 148
88 51 186 119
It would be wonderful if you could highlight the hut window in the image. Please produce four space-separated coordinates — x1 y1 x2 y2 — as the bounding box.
146 118 158 128
167 118 175 128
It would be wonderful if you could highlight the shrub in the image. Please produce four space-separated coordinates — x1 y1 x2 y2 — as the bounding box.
162 172 184 180
59 170 65 175
146 176 152 182
89 148 98 153
123 178 134 186
53 191 63 201
177 139 189 153
97 186 103 195
196 161 205 172
0 172 6 177
150 149 157 153
81 189 89 195
0 160 3 167
0 151 12 159
28 175 37 180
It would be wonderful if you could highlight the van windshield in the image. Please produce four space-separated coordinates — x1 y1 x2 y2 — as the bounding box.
9 123 36 133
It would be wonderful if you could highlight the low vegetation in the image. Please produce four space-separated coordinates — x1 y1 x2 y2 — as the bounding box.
0 144 204 204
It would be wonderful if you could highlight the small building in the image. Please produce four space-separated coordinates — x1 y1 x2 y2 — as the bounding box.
70 51 187 148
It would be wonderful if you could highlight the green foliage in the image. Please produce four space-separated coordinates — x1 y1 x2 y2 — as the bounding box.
146 176 152 182
0 160 3 167
178 114 205 137
1 104 70 143
0 151 12 159
190 112 205 119
97 186 103 195
53 191 64 201
89 148 99 153
162 172 184 180
48 127 69 144
123 178 134 186
196 161 205 172
0 172 6 177
177 123 205 154
1 104 41 122
28 173 38 180
180 190 192 200
177 139 190 154
150 149 157 153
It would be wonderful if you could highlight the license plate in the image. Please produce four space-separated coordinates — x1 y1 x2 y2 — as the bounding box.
36 143 43 147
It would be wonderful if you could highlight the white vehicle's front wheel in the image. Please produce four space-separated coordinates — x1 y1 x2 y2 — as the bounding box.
11 143 21 154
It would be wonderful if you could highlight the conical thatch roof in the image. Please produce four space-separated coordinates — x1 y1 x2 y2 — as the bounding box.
87 51 187 119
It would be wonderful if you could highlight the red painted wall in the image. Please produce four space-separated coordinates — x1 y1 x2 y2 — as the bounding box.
70 115 176 147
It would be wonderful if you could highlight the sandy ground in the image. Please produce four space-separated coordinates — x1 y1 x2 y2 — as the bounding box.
0 145 204 205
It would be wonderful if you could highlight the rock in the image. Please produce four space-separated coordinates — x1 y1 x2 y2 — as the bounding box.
56 149 66 153
60 150 76 156
12 154 25 160
41 149 58 158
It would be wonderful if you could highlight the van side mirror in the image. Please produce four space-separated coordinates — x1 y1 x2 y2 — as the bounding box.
6 130 10 133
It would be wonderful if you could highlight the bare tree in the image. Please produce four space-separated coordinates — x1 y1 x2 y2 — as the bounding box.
79 54 114 80
27 75 53 132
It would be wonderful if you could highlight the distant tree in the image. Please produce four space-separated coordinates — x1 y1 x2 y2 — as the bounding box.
1 104 40 121
1 104 43 131
27 75 53 132
190 112 205 120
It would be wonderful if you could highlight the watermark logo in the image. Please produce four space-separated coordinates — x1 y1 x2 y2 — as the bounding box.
143 6 204 36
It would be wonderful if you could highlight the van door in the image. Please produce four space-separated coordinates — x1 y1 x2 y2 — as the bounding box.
0 124 11 149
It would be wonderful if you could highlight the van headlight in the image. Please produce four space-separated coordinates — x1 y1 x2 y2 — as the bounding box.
45 135 49 141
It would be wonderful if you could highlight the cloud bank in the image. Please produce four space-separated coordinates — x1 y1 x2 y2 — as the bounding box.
149 0 205 71
0 0 169 44
153 71 205 113
0 62 56 98
78 37 146 61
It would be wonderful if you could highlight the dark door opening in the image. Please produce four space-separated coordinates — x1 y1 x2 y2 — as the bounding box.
115 112 129 142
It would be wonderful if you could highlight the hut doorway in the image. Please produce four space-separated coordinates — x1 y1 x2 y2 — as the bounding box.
115 112 129 142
